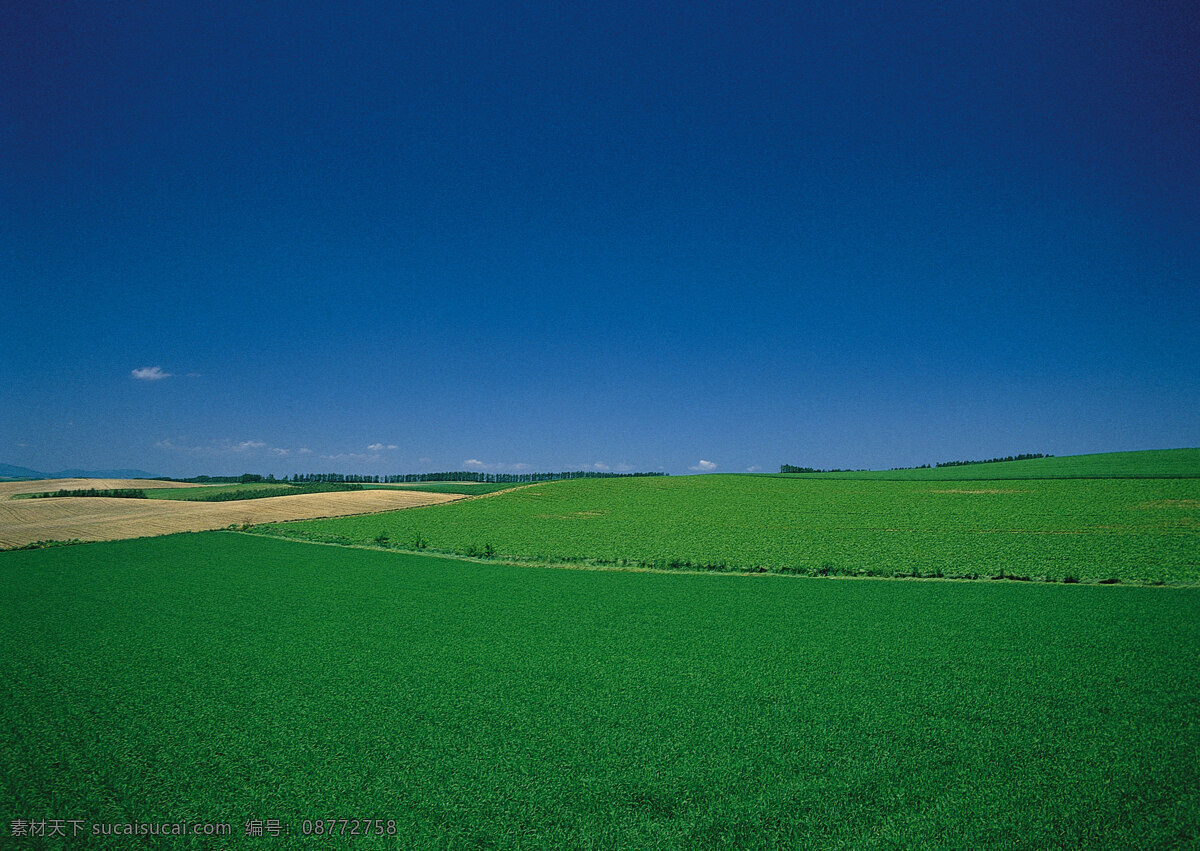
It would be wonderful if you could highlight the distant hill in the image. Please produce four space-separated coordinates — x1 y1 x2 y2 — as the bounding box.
0 463 44 479
774 448 1200 480
0 463 160 480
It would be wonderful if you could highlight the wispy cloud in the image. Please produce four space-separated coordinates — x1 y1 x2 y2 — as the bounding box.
464 459 530 472
320 452 381 462
593 462 611 471
155 438 281 457
131 366 170 381
367 443 398 451
689 459 718 471
746 465 762 472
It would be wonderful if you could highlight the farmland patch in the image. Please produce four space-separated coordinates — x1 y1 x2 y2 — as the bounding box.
2 533 1197 848
264 474 1200 583
0 487 463 549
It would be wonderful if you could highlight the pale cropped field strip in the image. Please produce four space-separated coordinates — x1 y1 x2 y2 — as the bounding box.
0 480 462 548
0 478 205 498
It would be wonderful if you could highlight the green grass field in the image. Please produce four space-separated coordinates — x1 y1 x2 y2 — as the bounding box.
2 533 1197 848
261 452 1200 583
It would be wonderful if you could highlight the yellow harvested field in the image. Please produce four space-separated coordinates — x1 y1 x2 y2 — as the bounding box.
0 478 205 499
0 486 463 549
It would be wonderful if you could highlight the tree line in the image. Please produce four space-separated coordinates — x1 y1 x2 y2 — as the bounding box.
26 488 147 499
163 474 284 484
932 453 1052 468
289 471 667 484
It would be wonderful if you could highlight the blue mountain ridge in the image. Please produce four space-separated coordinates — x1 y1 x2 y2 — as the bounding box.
0 463 159 479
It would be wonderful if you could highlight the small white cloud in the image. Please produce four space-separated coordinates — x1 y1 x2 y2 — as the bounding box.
271 448 290 456
747 465 762 472
593 462 610 471
510 462 530 471
368 443 399 451
689 459 718 471
464 458 487 469
131 366 170 381
237 441 266 451
299 448 313 455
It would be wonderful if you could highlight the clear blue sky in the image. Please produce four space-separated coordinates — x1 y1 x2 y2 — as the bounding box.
4 1 1198 477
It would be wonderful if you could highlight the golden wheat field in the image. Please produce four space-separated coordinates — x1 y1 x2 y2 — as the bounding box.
0 481 463 548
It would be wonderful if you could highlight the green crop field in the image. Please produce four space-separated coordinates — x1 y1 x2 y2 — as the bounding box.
261 450 1200 584
2 533 1197 848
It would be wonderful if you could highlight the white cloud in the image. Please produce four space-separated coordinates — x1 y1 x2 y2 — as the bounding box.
320 452 381 462
366 444 399 451
593 462 611 471
154 438 278 457
271 448 290 457
299 448 313 455
131 366 170 381
689 459 718 471
419 457 432 464
464 459 531 472
747 465 762 472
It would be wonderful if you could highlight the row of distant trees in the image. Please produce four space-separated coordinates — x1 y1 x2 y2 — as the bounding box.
160 471 666 485
783 454 1053 474
163 474 285 484
290 471 667 484
889 453 1052 470
932 453 1051 468
27 488 147 499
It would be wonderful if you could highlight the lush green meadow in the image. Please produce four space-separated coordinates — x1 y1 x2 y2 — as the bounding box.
263 464 1200 583
2 533 1197 848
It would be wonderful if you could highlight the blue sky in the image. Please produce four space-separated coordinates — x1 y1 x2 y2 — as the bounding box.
4 1 1198 477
